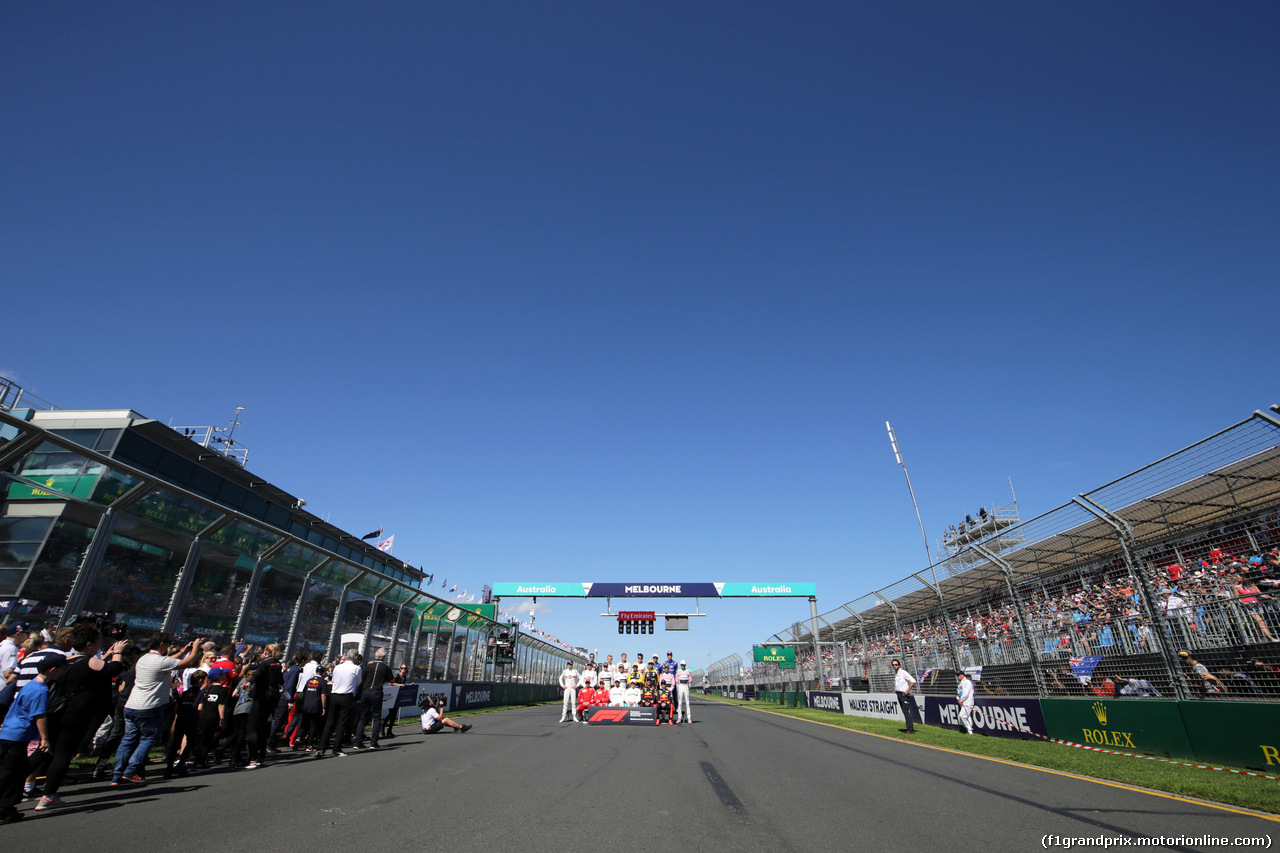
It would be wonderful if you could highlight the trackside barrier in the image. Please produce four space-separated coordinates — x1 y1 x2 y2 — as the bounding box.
794 691 1280 771
1039 698 1194 757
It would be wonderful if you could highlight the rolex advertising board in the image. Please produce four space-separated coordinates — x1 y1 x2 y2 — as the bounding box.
753 645 795 668
1177 701 1280 770
1039 699 1194 758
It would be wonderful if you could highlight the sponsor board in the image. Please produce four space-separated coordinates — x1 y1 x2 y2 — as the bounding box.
807 691 843 713
381 684 401 714
588 582 720 598
584 706 657 725
491 581 817 598
842 692 920 722
451 682 495 710
394 684 420 709
925 696 1047 739
719 582 817 597
415 682 453 710
1041 698 1194 758
491 582 587 597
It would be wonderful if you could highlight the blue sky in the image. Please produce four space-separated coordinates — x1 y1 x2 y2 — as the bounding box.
3 3 1277 670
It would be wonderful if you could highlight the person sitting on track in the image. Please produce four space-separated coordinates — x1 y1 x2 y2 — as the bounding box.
422 698 471 734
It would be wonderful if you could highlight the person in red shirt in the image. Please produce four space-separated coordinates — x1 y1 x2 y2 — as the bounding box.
576 684 597 722
212 644 238 678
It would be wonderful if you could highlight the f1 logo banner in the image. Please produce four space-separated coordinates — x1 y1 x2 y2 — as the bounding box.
925 696 1047 739
585 706 656 724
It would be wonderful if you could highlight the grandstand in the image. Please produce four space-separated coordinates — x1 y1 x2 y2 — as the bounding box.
743 407 1280 702
0 385 586 692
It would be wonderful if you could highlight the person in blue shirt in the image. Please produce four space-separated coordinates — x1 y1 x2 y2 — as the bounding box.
0 655 66 823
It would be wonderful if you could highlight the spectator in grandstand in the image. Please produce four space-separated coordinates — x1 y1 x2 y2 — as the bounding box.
421 698 470 734
891 659 917 734
1115 674 1161 697
1177 651 1225 696
1232 574 1275 642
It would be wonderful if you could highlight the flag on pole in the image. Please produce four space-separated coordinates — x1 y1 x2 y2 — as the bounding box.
376 534 394 553
361 527 383 541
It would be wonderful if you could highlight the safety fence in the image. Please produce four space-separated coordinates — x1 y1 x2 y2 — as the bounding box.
708 690 1280 774
717 408 1280 703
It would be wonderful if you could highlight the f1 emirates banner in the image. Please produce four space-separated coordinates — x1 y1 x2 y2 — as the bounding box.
491 582 817 598
924 696 1047 739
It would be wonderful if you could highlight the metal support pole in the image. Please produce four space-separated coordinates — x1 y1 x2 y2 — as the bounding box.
1073 495 1189 700
841 604 870 683
388 601 403 664
971 542 1047 696
911 570 961 673
808 596 824 689
873 591 910 674
233 535 290 644
162 538 205 634
59 508 120 627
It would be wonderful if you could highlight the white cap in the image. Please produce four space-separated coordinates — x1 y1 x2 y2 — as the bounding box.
680 660 686 665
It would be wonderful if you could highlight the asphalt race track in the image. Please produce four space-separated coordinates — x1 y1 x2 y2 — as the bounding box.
8 697 1276 851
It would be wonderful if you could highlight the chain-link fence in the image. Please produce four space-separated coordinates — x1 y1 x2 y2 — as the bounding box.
731 408 1280 702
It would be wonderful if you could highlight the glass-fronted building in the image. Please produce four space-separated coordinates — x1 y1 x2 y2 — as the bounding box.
0 400 583 684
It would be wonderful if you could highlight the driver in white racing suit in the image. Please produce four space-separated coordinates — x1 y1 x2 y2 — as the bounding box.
559 662 581 723
674 660 693 724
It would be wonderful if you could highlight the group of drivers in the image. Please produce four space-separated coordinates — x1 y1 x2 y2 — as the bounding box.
558 651 693 725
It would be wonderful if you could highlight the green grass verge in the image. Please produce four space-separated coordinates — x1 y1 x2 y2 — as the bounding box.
703 695 1280 815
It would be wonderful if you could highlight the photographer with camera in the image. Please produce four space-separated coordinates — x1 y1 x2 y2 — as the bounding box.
111 633 203 786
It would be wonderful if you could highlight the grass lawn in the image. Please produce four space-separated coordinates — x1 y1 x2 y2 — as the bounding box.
702 695 1280 815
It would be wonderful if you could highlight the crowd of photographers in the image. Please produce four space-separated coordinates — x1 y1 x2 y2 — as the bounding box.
0 619 429 824
558 651 695 725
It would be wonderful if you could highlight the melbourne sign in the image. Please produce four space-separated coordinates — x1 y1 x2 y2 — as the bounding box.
807 691 844 713
451 683 495 710
924 696 1047 739
492 581 817 598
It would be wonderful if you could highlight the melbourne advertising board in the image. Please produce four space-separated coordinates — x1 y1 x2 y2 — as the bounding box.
925 696 1047 739
491 581 817 598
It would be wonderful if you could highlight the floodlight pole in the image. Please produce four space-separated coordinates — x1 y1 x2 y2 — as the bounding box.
887 422 938 588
